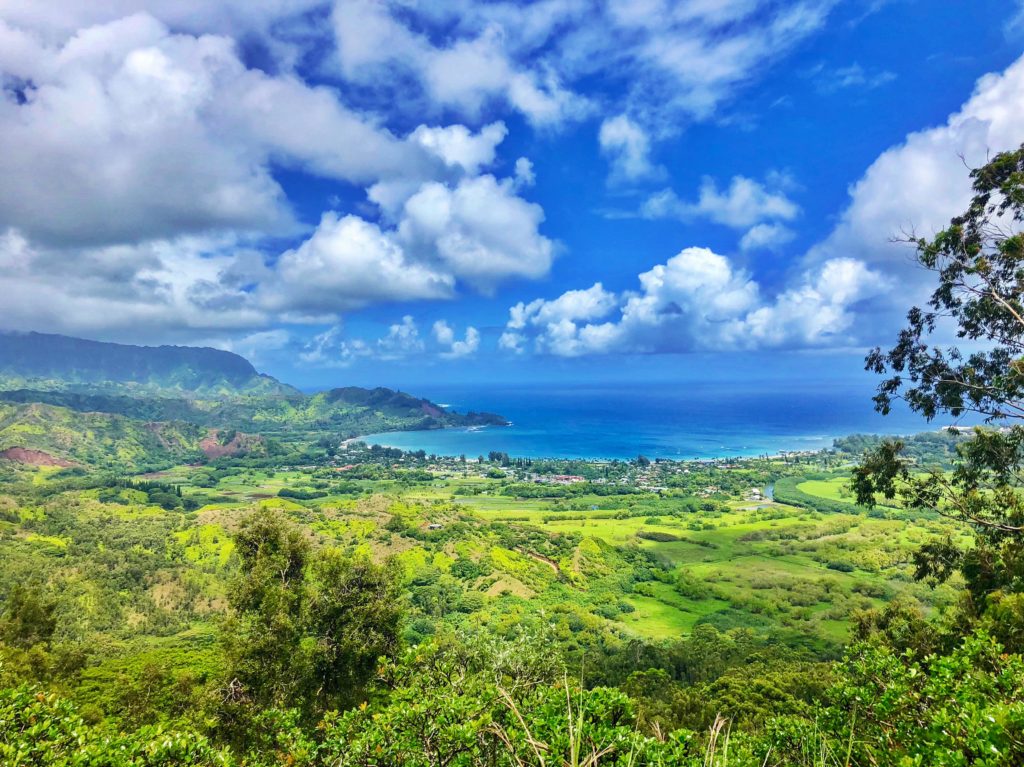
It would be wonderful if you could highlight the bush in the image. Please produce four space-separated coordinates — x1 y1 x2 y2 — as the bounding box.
826 561 855 573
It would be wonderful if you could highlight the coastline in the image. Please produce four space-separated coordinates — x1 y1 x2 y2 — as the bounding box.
342 383 976 462
350 423 954 463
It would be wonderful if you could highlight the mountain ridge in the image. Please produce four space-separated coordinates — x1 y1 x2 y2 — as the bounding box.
0 332 507 467
0 331 296 396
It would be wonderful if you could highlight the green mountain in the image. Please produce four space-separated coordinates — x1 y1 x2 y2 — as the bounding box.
0 332 507 468
0 331 295 395
0 402 207 470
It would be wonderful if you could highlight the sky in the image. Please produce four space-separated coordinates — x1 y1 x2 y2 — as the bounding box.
1 0 1023 389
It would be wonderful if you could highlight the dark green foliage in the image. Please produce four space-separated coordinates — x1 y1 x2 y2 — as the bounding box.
277 487 327 500
223 510 310 709
222 510 402 717
0 584 56 649
835 430 968 468
867 145 1024 422
635 530 680 542
852 149 1024 642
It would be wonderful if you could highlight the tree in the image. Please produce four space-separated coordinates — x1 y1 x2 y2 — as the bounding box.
304 549 403 711
222 509 403 716
0 584 57 650
222 509 311 709
855 144 1024 624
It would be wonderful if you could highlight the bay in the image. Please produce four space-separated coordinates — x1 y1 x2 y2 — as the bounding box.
360 380 973 460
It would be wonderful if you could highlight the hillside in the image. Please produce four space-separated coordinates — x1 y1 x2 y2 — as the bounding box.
0 333 508 468
0 439 1003 766
0 331 295 396
0 402 207 470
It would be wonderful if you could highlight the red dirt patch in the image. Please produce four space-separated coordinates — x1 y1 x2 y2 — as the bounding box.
199 429 264 459
0 447 74 467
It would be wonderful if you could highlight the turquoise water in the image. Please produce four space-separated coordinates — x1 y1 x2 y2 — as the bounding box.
360 380 966 461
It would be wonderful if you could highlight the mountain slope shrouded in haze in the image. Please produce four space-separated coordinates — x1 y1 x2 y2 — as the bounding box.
0 331 295 395
0 332 507 467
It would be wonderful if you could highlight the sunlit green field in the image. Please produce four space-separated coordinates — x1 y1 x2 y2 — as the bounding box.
2 455 968 652
128 461 964 643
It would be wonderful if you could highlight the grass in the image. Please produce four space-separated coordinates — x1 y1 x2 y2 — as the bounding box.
796 478 857 503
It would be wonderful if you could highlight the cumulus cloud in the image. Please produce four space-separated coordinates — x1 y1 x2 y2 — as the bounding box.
433 320 481 358
498 330 526 354
503 248 888 356
263 213 456 316
0 14 425 247
300 325 374 368
409 122 508 175
397 174 556 291
0 228 269 339
514 157 536 188
508 283 619 329
377 315 425 359
0 1 322 42
805 52 1024 310
0 11 560 340
599 115 664 183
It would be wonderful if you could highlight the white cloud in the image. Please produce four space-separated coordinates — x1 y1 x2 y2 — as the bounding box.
610 0 837 119
741 258 889 347
409 121 508 175
331 0 589 127
330 0 835 129
432 319 456 347
498 330 526 354
740 222 796 252
508 283 618 329
0 1 322 42
0 12 560 338
514 157 536 188
433 320 481 358
0 14 436 247
397 174 556 291
643 175 800 228
805 52 1024 310
300 324 374 368
377 315 425 359
503 247 888 356
303 317 427 366
0 228 270 339
223 329 292 365
264 213 455 317
598 115 664 183
1006 2 1024 37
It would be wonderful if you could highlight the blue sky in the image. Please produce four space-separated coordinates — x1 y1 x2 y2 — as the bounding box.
1 0 1023 389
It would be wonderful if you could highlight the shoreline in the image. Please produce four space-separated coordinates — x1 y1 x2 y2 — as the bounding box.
346 423 966 463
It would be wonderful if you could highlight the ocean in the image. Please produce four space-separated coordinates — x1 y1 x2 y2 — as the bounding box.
360 379 970 461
